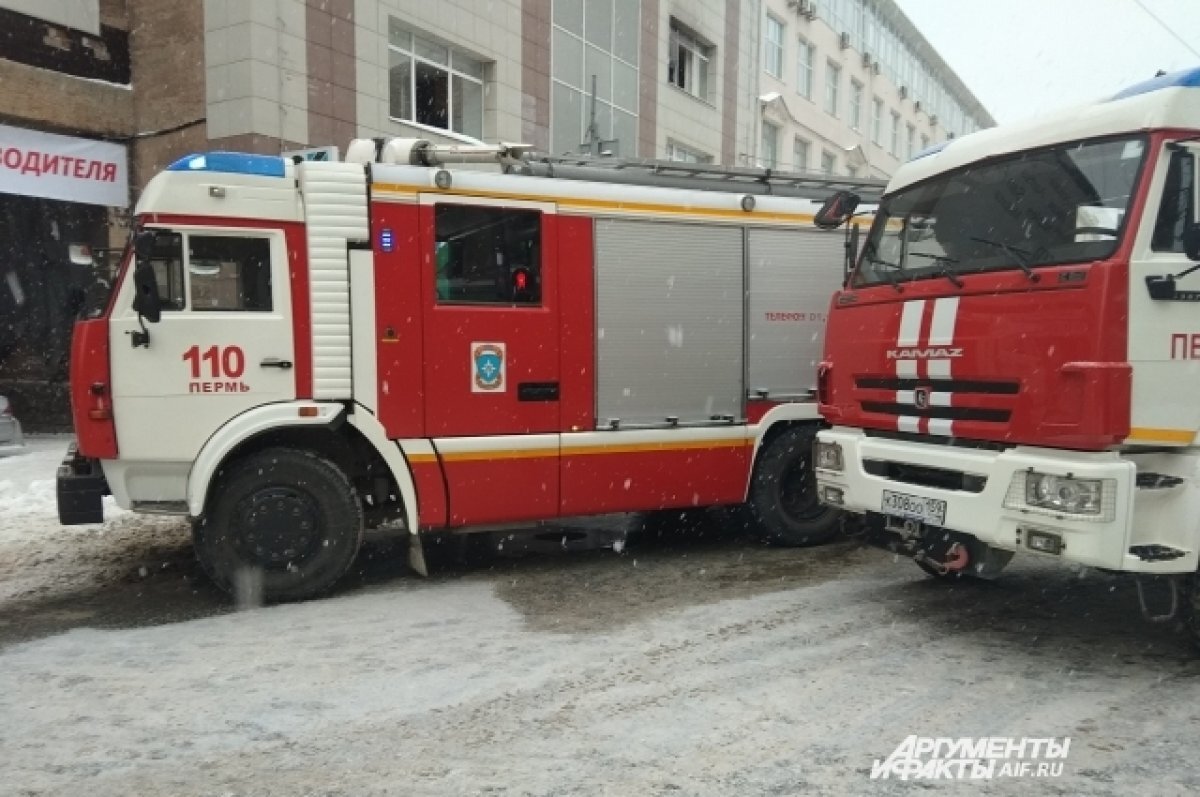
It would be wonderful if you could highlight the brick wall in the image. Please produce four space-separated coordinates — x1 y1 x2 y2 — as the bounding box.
127 0 207 192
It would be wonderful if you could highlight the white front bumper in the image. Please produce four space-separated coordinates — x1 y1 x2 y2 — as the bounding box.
814 426 1193 574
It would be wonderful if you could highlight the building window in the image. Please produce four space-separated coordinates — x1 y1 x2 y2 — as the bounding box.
824 61 841 117
821 150 836 175
764 15 784 78
847 164 859 178
921 133 930 151
793 137 810 172
668 19 712 101
871 98 883 145
434 205 542 305
388 20 484 139
849 79 863 130
665 140 713 163
551 1 640 156
761 121 779 168
905 123 916 161
890 111 900 155
796 37 813 99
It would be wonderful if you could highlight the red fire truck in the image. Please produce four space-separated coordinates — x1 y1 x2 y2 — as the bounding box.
56 137 882 601
812 67 1200 638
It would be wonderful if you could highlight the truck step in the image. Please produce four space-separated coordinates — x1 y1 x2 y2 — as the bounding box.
1129 544 1188 562
1136 472 1185 489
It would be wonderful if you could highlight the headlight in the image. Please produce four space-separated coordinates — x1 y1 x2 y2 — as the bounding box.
814 440 844 471
1004 471 1115 520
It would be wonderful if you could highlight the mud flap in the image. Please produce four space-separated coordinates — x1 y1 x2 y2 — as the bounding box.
408 533 429 577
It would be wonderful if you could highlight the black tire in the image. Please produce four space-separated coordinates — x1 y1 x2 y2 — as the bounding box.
194 447 364 602
1182 575 1200 651
747 425 842 547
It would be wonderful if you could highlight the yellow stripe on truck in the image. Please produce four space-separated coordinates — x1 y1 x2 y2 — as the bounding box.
1127 427 1196 444
403 438 752 464
372 183 817 225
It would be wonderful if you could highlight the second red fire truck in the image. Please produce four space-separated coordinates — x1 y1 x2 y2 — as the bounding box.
813 67 1200 639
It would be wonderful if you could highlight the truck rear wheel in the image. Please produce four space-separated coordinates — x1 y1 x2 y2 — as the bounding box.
747 426 841 547
194 447 364 602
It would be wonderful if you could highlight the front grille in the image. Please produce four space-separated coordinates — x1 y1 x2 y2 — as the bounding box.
863 429 1010 451
860 402 1010 423
864 459 988 493
855 375 1019 427
855 377 1019 394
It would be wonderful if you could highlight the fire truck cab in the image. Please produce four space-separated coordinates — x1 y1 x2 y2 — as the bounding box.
813 67 1200 637
57 138 880 601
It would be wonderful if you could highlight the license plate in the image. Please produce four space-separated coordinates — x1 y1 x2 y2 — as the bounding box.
881 490 946 526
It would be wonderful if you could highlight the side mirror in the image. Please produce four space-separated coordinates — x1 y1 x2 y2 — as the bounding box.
815 190 861 230
133 229 156 259
131 229 162 324
131 262 162 323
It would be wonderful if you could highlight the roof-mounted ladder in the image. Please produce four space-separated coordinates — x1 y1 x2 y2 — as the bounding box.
344 137 886 203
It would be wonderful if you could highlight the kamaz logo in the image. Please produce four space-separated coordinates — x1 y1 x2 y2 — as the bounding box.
886 347 964 360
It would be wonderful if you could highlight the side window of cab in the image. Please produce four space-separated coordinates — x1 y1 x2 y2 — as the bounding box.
131 231 274 313
1152 149 1195 253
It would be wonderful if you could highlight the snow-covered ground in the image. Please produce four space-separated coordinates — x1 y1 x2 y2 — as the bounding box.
2 437 1200 795
0 434 93 540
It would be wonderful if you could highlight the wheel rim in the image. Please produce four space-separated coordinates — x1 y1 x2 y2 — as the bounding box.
232 486 324 570
776 455 825 523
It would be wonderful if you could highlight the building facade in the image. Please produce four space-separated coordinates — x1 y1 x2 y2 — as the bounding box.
757 0 993 179
0 0 987 427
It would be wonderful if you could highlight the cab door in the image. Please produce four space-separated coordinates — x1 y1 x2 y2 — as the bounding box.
108 226 295 498
419 196 560 524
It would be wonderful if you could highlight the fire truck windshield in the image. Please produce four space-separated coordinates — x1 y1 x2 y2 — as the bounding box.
854 134 1148 288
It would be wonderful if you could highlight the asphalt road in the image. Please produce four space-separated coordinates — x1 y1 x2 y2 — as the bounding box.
2 500 1200 795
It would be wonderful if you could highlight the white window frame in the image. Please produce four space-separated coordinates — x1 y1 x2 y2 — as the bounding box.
796 37 813 99
793 136 810 172
849 79 863 131
668 19 712 101
764 15 784 78
388 22 485 139
820 150 836 175
665 139 713 163
824 61 841 117
761 121 779 168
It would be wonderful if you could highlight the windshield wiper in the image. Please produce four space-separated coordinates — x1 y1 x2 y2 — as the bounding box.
969 237 1041 282
863 253 904 292
908 253 964 288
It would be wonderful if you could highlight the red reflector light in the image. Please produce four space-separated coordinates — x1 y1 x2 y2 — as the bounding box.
298 407 319 417
89 408 112 420
817 363 832 405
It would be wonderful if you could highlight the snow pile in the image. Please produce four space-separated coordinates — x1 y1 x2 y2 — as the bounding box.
0 435 129 543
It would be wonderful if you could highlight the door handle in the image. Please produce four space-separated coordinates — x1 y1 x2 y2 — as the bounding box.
260 358 294 369
518 381 559 401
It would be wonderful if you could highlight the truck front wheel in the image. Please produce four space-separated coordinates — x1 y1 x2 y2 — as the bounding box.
747 426 842 547
194 447 364 602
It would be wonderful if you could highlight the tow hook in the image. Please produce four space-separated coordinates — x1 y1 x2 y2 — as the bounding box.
919 542 970 576
1134 576 1180 624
